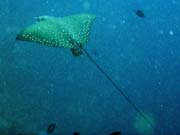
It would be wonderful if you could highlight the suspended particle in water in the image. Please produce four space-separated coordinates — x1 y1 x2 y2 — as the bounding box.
169 30 174 36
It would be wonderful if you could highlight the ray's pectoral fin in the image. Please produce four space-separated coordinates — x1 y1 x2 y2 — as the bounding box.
71 45 83 56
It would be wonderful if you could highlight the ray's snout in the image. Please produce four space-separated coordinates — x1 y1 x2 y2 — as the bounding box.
16 32 24 41
16 34 21 40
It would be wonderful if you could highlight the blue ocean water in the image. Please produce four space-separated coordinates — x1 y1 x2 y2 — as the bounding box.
0 0 180 134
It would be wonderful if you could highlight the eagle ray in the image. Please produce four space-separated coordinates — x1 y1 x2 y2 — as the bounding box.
16 13 157 133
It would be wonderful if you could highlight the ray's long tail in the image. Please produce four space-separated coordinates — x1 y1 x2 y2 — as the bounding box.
80 47 157 133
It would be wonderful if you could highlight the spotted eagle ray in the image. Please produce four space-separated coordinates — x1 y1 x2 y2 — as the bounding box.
16 13 157 133
16 14 95 56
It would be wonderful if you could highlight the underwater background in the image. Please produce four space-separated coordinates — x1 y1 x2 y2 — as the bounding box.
0 0 180 134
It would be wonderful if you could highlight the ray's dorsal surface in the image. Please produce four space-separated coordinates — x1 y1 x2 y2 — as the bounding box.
16 14 96 56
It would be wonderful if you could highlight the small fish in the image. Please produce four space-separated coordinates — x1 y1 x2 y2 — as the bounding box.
47 123 56 134
135 10 145 18
109 131 122 135
73 132 80 135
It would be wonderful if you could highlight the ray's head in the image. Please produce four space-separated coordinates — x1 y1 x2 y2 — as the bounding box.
16 19 66 47
16 15 55 41
16 23 43 42
16 28 33 41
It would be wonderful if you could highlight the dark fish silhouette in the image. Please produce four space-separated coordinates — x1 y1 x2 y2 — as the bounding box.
135 10 145 18
109 131 122 135
73 132 80 135
47 123 56 134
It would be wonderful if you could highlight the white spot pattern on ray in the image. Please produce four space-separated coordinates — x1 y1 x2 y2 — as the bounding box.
16 14 96 49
